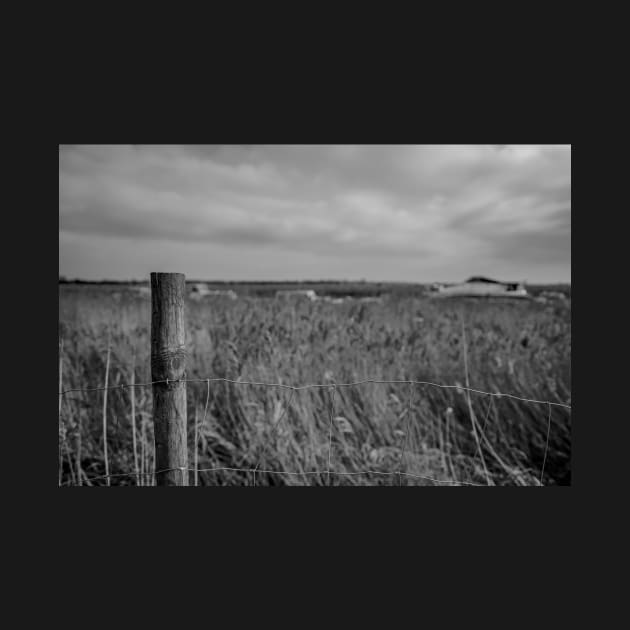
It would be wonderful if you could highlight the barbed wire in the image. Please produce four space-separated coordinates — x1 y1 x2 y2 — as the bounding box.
58 377 572 409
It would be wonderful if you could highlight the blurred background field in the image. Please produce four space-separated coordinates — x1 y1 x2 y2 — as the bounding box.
58 282 571 486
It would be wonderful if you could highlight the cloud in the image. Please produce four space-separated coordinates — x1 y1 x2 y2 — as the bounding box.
59 145 571 280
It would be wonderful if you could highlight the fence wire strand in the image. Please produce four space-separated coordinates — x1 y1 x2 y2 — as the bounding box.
59 377 572 409
59 376 570 487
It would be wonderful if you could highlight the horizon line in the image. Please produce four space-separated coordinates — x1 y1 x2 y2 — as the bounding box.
59 277 571 285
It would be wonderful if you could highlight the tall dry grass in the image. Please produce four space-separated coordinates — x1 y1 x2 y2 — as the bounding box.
58 285 571 485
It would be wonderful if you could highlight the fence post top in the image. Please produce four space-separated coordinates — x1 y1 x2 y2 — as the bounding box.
150 272 186 280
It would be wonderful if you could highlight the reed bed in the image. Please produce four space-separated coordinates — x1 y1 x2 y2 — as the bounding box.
58 286 571 486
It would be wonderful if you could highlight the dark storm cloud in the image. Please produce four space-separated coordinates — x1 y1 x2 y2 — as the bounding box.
59 145 570 280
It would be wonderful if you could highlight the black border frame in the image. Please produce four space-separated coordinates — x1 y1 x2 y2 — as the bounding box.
21 53 590 604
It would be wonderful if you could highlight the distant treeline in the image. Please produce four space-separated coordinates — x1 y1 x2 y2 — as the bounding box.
59 278 424 298
60 278 402 286
59 277 571 290
59 278 148 285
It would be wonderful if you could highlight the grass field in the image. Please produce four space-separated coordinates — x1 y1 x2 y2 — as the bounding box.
58 283 571 486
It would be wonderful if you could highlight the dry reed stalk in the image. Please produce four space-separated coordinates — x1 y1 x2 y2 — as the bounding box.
196 380 212 486
194 406 199 487
540 403 551 486
444 407 457 481
437 414 448 475
102 328 111 486
81 469 93 486
60 384 77 487
130 348 139 484
151 426 156 486
482 396 531 485
65 441 77 486
327 386 337 486
398 381 413 486
75 408 82 486
461 315 492 486
477 421 525 485
59 338 63 486
140 413 146 487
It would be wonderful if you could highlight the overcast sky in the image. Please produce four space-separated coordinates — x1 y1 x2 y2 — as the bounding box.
59 145 570 282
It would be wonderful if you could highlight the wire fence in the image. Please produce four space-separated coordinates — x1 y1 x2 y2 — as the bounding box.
58 377 570 487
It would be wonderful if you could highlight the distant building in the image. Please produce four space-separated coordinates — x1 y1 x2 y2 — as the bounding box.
275 289 318 301
189 284 237 300
189 283 208 295
429 277 528 298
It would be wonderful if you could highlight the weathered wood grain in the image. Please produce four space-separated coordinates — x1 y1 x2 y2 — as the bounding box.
151 273 188 486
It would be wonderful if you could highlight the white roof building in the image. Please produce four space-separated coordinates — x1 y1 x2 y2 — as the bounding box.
430 276 528 298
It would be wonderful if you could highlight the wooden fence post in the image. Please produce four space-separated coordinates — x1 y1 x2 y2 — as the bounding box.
151 272 188 486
